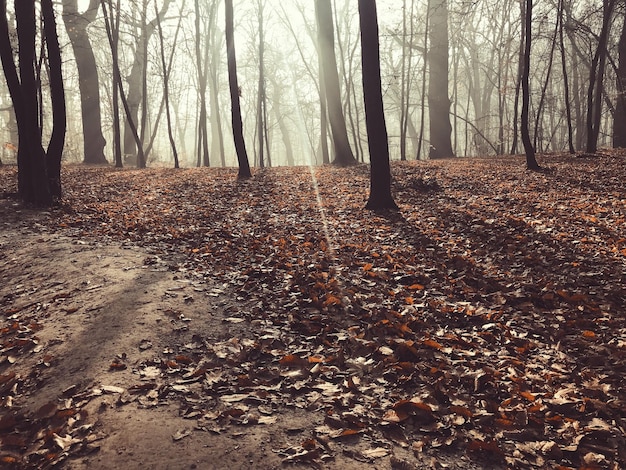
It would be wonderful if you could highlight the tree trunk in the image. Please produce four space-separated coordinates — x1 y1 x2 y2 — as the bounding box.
101 0 144 168
427 0 454 159
154 0 180 168
62 0 106 164
207 3 225 167
42 0 66 199
586 0 615 153
315 0 356 166
417 1 429 160
194 0 210 166
520 0 540 170
558 0 575 153
359 0 397 210
256 0 266 168
122 0 172 163
225 0 251 179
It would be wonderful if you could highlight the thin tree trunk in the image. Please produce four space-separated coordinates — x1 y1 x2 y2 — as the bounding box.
359 0 397 210
154 0 181 168
417 0 429 160
225 0 251 178
101 0 145 168
315 0 356 166
586 0 615 154
558 0 575 153
42 0 66 199
520 0 540 170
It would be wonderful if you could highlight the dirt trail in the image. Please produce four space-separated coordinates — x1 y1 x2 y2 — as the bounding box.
1 202 461 469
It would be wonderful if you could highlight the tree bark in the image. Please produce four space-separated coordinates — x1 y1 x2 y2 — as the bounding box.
427 0 454 159
122 0 172 162
154 0 180 168
520 0 540 170
225 0 251 178
194 0 210 166
62 0 106 164
359 0 397 210
42 0 66 199
558 0 576 153
315 0 356 166
586 0 615 153
101 0 145 168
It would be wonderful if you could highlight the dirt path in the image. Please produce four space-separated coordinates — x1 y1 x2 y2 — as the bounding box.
1 201 471 469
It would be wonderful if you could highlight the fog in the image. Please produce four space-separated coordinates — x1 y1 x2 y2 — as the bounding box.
2 1 619 167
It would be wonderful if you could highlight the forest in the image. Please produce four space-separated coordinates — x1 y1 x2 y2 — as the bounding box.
0 0 625 469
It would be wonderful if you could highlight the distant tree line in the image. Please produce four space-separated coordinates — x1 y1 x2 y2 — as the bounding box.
0 0 624 206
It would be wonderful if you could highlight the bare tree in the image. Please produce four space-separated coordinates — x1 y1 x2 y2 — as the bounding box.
427 0 454 158
225 0 251 178
315 0 356 166
154 0 183 168
0 0 66 204
586 0 615 154
62 0 107 164
520 0 541 170
359 0 397 210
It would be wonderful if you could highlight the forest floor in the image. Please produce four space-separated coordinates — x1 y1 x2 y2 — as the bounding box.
0 154 625 470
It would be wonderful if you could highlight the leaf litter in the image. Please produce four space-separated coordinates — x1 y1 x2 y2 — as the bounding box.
0 153 625 468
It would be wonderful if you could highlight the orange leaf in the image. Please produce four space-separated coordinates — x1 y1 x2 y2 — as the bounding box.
423 339 443 350
520 391 536 402
582 330 596 338
362 263 373 271
323 295 342 307
408 283 425 291
279 354 304 366
450 405 473 418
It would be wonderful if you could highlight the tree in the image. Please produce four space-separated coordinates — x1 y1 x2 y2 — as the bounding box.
0 0 66 204
614 7 626 148
122 0 172 164
193 0 210 167
315 0 356 166
359 0 397 210
256 0 270 168
558 0 575 154
154 0 182 168
520 0 540 170
587 0 615 154
100 0 145 168
62 0 107 165
225 0 251 178
427 0 454 159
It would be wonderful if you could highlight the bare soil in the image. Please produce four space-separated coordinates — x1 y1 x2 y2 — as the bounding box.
0 198 474 470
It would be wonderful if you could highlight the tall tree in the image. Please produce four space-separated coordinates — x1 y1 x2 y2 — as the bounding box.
225 0 251 178
315 0 356 166
558 0 575 153
256 0 270 168
41 0 66 198
587 0 615 153
193 0 210 166
62 0 107 165
154 0 181 168
0 0 66 204
101 0 145 167
359 0 397 210
614 8 626 148
122 0 172 163
520 0 540 170
427 0 454 158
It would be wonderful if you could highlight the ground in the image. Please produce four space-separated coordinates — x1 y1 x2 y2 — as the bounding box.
0 155 625 469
